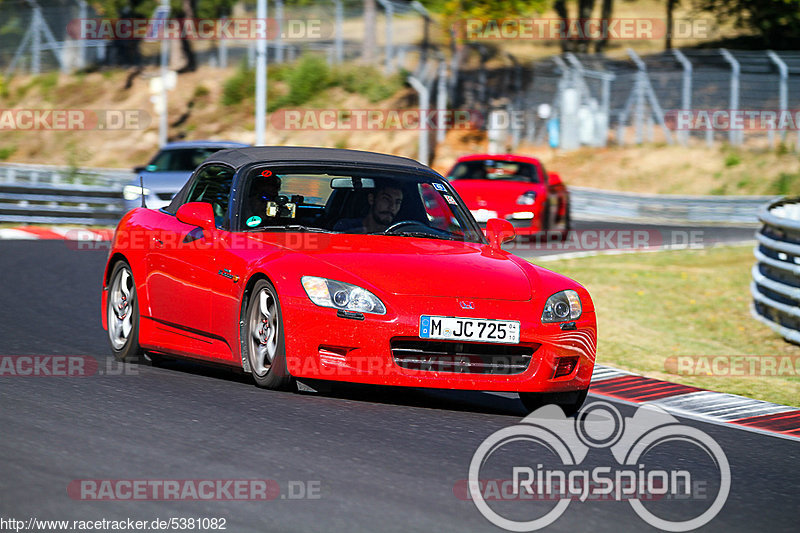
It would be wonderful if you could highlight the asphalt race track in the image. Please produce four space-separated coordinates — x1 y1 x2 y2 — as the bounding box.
1 224 797 533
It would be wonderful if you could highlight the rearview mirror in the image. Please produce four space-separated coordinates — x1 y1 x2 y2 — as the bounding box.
330 177 376 189
485 218 515 249
176 202 216 230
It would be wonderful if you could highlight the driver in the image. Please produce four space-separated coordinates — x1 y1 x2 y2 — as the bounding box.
335 181 404 233
247 173 282 219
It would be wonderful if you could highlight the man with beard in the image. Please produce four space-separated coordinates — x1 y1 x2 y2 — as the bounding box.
334 181 404 233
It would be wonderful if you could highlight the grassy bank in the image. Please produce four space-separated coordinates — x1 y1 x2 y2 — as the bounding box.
534 245 800 407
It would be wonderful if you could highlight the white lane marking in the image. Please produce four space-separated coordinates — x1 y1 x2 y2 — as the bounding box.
650 391 795 421
0 229 41 240
0 226 111 240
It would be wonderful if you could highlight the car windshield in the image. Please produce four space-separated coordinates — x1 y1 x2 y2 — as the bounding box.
147 148 226 172
239 166 485 243
447 160 540 183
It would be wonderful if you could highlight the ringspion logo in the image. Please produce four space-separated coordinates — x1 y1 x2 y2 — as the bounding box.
467 402 730 531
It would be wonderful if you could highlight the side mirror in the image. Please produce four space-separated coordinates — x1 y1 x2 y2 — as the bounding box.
485 218 515 249
548 172 562 186
176 202 216 230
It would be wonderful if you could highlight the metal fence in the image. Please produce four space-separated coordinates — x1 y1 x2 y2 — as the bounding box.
570 186 776 225
3 2 800 154
0 163 130 224
1 0 432 74
0 162 776 226
524 48 800 149
752 198 800 344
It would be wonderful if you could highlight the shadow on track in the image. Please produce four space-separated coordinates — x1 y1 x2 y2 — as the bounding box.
131 355 528 418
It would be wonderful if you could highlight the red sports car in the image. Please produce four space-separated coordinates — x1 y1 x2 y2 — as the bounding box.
445 154 570 238
102 147 595 413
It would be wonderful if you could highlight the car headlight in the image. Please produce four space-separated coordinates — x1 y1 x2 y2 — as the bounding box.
541 289 581 323
516 191 537 205
301 276 386 315
123 185 151 201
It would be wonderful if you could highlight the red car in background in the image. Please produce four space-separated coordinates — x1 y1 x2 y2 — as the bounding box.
446 154 570 239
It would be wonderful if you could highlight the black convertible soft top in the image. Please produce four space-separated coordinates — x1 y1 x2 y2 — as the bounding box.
203 146 431 172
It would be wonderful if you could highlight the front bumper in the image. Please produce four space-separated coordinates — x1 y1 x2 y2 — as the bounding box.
281 294 596 393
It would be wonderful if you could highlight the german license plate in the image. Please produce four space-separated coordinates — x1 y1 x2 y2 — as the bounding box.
419 316 520 344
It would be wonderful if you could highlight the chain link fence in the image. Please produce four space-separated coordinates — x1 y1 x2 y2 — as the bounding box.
2 1 800 152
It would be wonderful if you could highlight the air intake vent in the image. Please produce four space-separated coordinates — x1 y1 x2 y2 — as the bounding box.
391 339 537 375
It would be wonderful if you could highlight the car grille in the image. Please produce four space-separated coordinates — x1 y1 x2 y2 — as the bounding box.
390 339 537 375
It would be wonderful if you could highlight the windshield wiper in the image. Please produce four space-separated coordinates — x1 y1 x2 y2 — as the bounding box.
252 225 338 234
389 231 459 241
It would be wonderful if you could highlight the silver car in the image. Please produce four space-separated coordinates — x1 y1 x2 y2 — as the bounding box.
123 141 249 212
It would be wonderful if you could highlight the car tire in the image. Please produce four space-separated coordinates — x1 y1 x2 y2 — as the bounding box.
242 279 293 390
106 261 144 363
518 388 588 417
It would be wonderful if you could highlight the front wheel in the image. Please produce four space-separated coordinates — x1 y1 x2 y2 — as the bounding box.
242 279 293 390
519 388 588 416
106 261 143 362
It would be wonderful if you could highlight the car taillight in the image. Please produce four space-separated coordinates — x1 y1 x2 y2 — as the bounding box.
553 356 579 378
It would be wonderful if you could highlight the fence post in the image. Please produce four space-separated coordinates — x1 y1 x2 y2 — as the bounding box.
333 0 343 63
255 0 268 146
411 2 430 66
720 49 741 146
275 0 284 63
408 75 430 165
31 6 41 74
218 17 228 68
376 0 394 73
626 48 673 145
436 58 447 144
672 49 692 146
78 0 88 70
766 50 788 146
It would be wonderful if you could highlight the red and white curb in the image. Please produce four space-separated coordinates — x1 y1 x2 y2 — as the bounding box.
590 365 800 441
0 226 113 241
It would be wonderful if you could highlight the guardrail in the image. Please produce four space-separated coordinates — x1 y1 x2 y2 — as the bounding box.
570 186 778 225
751 197 800 344
0 162 779 227
0 163 133 225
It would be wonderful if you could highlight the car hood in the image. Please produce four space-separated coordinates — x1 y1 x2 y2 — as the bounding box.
251 233 535 301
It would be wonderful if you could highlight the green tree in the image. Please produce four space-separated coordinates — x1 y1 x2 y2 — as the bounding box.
554 0 615 53
89 0 235 70
691 0 800 48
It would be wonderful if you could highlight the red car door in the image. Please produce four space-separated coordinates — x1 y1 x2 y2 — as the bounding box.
144 165 236 361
